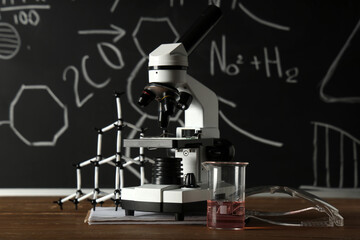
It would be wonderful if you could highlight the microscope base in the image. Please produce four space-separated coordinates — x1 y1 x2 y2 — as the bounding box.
121 184 209 221
121 200 206 221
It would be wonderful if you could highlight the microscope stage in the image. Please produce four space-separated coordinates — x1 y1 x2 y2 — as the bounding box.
124 137 214 149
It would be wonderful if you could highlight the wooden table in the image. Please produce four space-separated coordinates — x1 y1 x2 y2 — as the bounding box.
0 196 359 239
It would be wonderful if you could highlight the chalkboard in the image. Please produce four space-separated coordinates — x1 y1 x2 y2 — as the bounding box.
0 0 359 190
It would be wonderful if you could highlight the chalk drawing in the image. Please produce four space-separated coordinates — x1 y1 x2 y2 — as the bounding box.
209 0 220 7
0 1 50 26
110 0 119 13
218 95 283 147
218 96 237 108
97 42 125 70
206 5 297 148
210 36 286 147
0 85 69 147
219 110 283 147
170 0 184 7
0 1 50 58
67 24 126 108
0 22 20 59
312 121 359 188
78 24 126 43
0 120 10 126
0 5 50 12
0 4 50 12
81 55 112 89
13 9 41 26
210 34 299 83
63 66 94 108
236 2 290 31
319 18 360 103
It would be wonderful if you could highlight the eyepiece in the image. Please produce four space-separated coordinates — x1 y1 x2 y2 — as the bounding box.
177 5 222 55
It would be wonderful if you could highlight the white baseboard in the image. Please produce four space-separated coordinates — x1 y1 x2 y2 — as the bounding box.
0 187 359 198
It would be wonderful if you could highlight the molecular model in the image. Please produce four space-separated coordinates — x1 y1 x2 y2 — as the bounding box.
54 92 153 210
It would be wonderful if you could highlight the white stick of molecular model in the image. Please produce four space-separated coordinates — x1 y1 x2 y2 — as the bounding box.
54 92 150 210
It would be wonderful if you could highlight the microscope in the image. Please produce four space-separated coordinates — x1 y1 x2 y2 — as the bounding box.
122 5 233 220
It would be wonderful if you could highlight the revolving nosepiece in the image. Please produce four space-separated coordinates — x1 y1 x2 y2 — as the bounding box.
138 83 192 129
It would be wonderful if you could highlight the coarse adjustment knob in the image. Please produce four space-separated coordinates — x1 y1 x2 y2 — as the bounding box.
184 173 198 188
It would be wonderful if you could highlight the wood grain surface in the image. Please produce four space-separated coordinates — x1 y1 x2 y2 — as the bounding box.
0 197 359 240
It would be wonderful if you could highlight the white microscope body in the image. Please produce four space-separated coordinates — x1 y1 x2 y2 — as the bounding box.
121 5 222 220
121 43 219 220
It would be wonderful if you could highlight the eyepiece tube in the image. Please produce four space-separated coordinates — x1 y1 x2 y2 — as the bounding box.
177 5 222 55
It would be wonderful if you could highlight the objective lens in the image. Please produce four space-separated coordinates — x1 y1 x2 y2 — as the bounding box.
158 103 170 129
138 89 155 107
177 92 193 110
161 95 176 115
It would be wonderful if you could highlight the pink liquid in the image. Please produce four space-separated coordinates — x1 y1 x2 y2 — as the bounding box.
207 200 245 230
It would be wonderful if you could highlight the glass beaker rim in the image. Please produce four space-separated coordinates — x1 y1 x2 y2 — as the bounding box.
202 161 249 166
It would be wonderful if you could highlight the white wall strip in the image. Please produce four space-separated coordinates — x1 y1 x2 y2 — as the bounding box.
0 187 359 198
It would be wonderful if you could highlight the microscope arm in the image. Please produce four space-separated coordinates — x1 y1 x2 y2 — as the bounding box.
177 75 219 138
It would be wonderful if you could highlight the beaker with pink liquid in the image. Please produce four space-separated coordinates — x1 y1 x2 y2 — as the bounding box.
202 161 248 230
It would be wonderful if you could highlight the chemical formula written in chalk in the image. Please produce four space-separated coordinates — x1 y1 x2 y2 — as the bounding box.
210 35 299 83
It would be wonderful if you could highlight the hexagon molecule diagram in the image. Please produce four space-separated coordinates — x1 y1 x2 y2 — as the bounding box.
9 85 68 146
